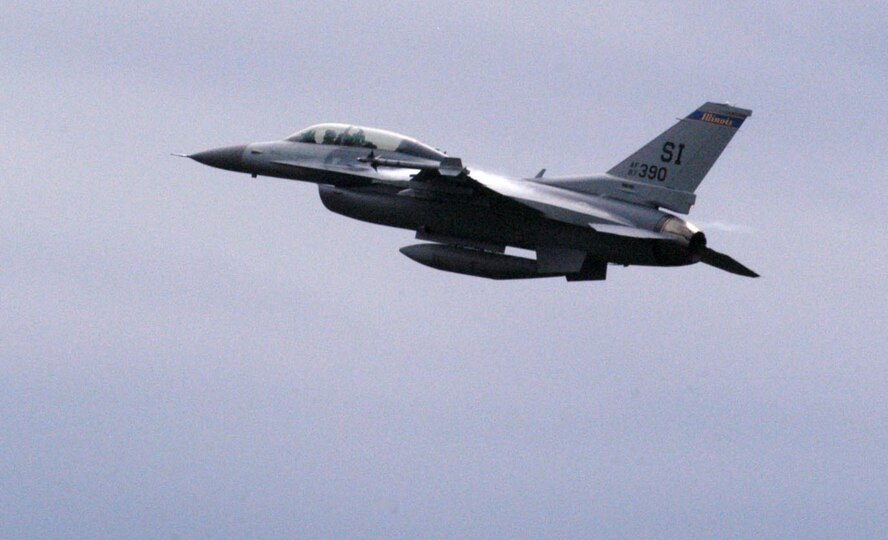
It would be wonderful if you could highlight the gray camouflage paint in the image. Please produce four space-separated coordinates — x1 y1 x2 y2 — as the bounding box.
186 102 753 280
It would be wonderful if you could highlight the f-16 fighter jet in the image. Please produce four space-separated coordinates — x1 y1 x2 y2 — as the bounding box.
180 102 757 281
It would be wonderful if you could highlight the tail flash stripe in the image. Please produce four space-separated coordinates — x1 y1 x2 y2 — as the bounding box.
686 110 745 128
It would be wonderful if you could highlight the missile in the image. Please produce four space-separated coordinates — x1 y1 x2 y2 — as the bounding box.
358 151 466 177
399 243 562 280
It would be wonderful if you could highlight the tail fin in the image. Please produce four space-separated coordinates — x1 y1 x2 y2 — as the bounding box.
607 102 751 193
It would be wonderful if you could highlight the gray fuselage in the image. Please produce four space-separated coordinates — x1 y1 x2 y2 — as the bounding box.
191 137 700 270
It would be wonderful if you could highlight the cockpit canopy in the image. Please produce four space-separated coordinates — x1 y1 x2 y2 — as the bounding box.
286 123 445 161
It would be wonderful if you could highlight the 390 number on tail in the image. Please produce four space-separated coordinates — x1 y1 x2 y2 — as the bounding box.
628 162 668 181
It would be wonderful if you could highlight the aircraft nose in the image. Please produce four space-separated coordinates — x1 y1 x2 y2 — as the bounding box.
189 144 248 172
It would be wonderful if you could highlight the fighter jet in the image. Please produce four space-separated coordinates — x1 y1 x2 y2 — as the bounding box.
180 102 757 281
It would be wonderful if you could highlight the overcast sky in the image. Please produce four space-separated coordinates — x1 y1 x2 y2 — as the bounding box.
2 2 886 538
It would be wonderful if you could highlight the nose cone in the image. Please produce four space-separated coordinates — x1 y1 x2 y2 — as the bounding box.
189 144 248 172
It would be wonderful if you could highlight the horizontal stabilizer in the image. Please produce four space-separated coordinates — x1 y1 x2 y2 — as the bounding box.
700 247 759 278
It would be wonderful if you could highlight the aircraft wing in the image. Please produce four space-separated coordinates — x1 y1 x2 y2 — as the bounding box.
279 158 695 244
465 170 686 241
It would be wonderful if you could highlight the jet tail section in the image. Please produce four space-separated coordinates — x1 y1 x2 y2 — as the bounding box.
607 102 751 194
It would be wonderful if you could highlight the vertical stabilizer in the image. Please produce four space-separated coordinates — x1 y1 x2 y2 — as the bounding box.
607 102 751 193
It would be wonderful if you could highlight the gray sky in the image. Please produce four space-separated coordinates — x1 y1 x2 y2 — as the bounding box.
1 2 886 538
